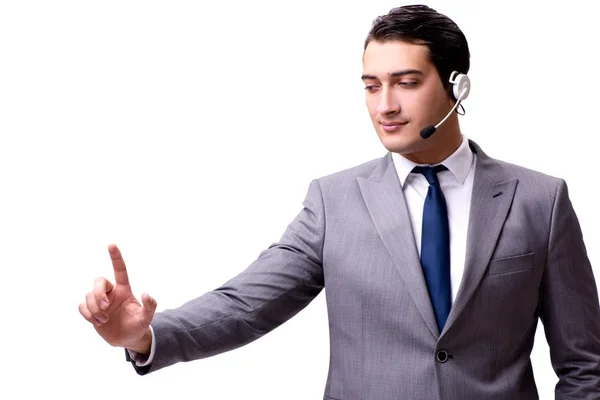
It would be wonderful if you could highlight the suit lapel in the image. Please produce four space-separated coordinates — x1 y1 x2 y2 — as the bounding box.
440 141 518 337
358 154 439 339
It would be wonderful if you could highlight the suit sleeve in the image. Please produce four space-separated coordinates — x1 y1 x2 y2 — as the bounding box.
539 179 600 397
128 179 326 375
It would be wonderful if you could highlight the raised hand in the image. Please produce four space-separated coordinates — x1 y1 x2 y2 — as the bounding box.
79 244 157 354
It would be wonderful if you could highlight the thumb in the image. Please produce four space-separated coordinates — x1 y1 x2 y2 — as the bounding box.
140 293 157 324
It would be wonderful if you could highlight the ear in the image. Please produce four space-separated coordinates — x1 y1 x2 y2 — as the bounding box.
449 71 470 102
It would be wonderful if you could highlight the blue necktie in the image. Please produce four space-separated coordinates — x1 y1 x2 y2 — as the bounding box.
412 165 451 332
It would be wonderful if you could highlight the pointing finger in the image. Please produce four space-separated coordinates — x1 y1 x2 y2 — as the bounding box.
108 244 130 286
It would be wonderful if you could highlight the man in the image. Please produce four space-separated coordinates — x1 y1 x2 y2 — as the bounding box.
79 5 600 399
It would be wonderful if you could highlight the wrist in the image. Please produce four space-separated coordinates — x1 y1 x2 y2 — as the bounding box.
127 328 152 355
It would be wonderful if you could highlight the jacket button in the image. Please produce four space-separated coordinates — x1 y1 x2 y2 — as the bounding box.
436 350 449 363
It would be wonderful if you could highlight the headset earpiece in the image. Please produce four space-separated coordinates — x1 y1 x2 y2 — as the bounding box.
449 71 470 102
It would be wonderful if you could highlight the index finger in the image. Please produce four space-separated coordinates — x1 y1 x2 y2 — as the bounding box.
108 244 130 286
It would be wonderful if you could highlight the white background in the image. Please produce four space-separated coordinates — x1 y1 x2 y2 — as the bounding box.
0 0 598 398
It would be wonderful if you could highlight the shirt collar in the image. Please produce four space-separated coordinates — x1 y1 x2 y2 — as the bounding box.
391 135 474 187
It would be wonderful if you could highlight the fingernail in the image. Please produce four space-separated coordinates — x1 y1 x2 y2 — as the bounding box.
94 320 102 327
100 300 109 310
97 315 108 323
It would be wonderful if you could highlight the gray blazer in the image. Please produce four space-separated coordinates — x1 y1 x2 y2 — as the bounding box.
130 140 600 399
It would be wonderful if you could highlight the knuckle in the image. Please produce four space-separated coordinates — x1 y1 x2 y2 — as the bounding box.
79 304 94 323
93 277 109 293
85 291 99 311
93 312 108 323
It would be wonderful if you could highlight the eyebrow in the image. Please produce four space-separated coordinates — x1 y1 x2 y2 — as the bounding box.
361 69 424 81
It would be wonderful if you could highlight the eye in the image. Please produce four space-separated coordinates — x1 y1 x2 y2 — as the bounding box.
364 85 380 93
398 81 417 87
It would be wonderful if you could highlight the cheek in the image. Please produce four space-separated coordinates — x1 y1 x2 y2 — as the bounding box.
407 90 444 119
365 97 379 119
399 95 421 117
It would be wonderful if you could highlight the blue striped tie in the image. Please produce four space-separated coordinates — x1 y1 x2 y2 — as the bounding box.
412 165 451 332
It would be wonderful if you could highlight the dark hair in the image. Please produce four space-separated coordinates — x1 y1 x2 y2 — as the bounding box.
365 5 470 94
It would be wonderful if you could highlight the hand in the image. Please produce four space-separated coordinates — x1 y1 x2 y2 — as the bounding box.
79 244 157 354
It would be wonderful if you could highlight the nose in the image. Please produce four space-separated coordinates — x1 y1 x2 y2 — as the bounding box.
376 87 400 115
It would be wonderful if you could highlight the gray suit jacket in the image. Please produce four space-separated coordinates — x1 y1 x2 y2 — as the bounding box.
131 140 600 399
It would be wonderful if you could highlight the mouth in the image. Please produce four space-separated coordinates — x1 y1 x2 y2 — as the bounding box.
380 121 408 132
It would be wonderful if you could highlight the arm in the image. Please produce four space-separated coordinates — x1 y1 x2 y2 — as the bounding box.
136 179 326 374
539 179 600 398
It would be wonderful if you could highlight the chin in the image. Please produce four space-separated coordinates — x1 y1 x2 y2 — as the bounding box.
378 131 425 155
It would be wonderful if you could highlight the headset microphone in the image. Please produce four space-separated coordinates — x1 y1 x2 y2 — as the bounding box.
420 71 470 139
420 125 437 139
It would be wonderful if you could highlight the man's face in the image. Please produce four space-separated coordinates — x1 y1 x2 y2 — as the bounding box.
362 40 454 159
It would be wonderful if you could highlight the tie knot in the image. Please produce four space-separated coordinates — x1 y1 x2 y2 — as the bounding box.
412 165 447 185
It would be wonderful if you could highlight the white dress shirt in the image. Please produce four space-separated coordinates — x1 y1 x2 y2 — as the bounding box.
129 135 477 367
127 326 156 367
391 135 476 303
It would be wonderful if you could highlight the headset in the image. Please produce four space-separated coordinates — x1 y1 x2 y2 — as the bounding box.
420 71 470 139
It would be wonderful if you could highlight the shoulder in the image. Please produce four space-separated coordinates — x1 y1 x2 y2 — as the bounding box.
473 151 570 221
494 158 563 187
471 140 564 193
313 155 388 189
297 155 389 204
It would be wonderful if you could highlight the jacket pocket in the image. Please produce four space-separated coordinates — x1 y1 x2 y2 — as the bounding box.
488 252 534 276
